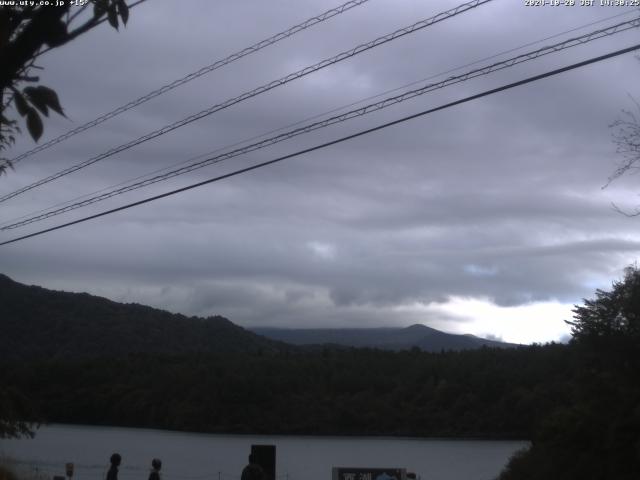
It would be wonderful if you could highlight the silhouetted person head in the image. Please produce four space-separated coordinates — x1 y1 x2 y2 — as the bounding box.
148 458 162 480
107 454 121 480
242 454 265 480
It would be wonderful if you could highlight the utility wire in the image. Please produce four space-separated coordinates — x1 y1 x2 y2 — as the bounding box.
2 42 638 247
4 16 639 231
0 0 494 204
8 0 371 166
4 7 633 230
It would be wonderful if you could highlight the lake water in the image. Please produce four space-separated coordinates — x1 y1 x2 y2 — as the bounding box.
0 425 527 480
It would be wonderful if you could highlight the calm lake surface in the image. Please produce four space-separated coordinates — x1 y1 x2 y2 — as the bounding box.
0 425 527 480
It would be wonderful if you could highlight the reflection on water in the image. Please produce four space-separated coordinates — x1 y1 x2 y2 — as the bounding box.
0 425 527 480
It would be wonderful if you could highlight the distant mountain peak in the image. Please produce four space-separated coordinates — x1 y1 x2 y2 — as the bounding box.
406 323 426 330
405 323 437 332
251 325 518 352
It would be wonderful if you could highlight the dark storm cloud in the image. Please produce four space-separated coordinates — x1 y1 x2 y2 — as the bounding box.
2 0 640 341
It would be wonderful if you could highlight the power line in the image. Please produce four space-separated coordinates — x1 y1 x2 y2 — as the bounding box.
5 15 637 229
5 8 633 230
8 0 371 166
2 42 638 247
344 8 639 112
0 0 494 204
4 15 638 231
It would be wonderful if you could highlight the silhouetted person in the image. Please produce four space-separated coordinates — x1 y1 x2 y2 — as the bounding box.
106 453 121 480
148 458 162 480
241 454 265 480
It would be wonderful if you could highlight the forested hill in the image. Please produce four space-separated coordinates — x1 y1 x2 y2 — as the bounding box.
0 274 284 360
1 273 515 361
251 325 517 351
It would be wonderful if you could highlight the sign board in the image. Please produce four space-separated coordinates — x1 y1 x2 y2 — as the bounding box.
332 467 406 480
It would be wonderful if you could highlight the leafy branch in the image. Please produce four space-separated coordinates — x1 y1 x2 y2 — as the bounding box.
0 0 137 173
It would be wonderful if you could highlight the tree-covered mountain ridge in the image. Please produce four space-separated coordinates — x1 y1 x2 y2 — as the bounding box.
0 273 285 360
251 325 518 351
0 273 515 360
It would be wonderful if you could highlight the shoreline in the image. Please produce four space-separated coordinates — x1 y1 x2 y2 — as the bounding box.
15 423 531 443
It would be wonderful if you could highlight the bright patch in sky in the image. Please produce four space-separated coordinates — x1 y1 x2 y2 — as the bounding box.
393 297 575 344
307 241 337 260
464 264 499 277
426 297 574 344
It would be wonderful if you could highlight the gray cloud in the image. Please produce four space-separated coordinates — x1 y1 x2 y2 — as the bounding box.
2 0 640 341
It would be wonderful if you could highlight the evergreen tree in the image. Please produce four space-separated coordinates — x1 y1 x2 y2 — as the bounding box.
567 265 640 342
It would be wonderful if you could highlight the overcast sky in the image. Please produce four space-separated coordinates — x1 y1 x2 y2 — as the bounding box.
2 0 640 344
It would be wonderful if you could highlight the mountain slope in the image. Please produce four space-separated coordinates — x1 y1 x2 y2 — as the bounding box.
0 274 283 360
251 324 517 351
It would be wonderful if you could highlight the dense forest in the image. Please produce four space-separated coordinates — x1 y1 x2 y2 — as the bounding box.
1 338 638 478
0 344 571 438
1 268 640 478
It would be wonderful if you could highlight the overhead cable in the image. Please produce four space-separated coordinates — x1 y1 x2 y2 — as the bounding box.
0 0 494 204
4 16 639 230
2 42 639 247
8 0 372 166
6 6 632 230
